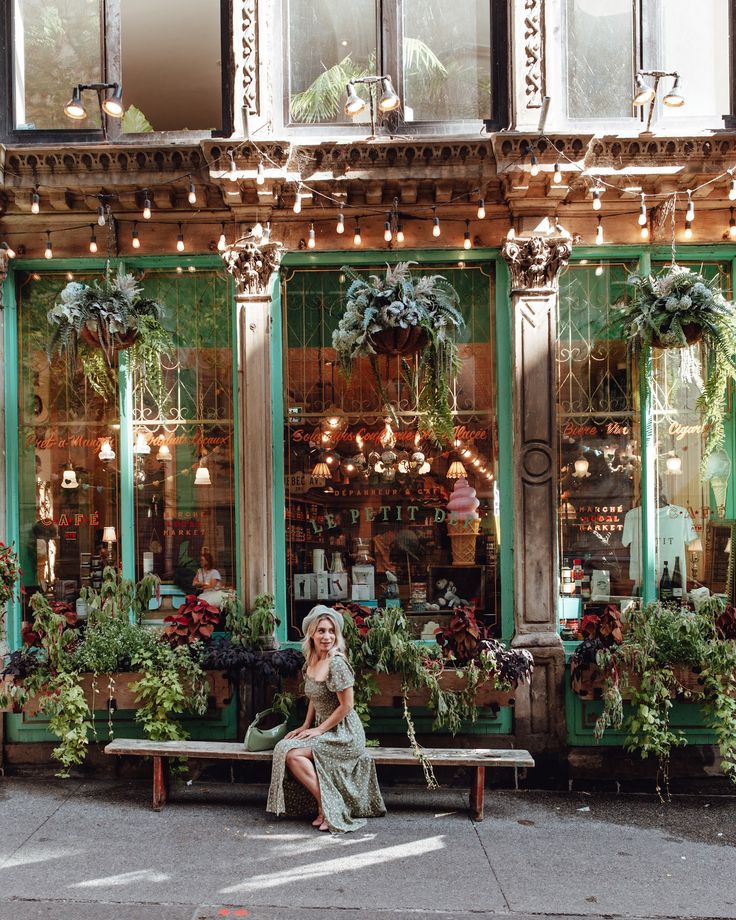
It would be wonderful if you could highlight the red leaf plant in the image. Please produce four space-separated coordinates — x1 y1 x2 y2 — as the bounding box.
163 594 220 645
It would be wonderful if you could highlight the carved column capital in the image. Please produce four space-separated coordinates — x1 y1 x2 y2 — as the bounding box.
501 236 572 293
222 237 284 296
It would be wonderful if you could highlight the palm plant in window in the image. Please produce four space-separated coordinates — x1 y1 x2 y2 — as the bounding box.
332 262 464 445
47 264 173 412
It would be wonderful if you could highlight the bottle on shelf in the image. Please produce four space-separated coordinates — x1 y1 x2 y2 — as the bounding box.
571 559 585 597
659 561 672 603
671 556 683 601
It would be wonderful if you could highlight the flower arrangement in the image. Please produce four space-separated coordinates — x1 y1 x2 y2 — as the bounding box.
332 263 465 444
48 264 173 411
619 265 736 468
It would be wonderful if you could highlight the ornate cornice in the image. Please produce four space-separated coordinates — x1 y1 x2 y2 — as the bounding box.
241 0 258 115
223 236 284 296
501 235 572 292
523 0 545 109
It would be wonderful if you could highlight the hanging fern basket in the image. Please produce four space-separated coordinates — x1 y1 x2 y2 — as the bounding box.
369 326 428 357
79 325 139 353
651 322 703 350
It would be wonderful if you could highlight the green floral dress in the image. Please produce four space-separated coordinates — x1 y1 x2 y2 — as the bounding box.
267 653 386 832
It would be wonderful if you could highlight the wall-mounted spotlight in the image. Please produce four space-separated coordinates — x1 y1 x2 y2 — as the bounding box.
63 82 124 123
632 70 684 135
344 75 401 138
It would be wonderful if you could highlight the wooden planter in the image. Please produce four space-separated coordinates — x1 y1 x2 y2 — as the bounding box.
2 670 232 717
369 326 428 357
571 662 709 701
284 669 517 710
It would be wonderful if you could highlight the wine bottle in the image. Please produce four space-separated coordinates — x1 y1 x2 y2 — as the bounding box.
671 556 683 601
659 561 672 603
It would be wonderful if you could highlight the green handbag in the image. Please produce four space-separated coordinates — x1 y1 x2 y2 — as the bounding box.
243 708 289 751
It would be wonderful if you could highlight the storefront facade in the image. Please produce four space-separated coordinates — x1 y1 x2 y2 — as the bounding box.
2 0 736 772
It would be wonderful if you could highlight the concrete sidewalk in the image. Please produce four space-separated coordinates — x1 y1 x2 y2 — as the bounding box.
0 775 734 920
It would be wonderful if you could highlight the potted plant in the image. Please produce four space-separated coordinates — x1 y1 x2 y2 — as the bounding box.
47 264 173 411
618 265 736 468
332 262 465 444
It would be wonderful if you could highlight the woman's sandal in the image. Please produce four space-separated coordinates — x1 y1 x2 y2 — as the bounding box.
312 814 324 827
318 821 329 832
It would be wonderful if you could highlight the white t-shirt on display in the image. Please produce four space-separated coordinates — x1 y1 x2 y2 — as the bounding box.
621 505 698 587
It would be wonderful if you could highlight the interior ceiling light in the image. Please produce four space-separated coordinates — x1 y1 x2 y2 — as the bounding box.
447 459 468 479
98 439 116 462
194 463 212 486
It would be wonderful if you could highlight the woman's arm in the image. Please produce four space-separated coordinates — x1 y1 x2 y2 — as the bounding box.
202 572 222 590
293 688 353 739
285 701 316 739
192 569 202 586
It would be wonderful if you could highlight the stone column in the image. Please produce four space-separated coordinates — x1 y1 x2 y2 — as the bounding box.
501 235 571 752
223 238 284 610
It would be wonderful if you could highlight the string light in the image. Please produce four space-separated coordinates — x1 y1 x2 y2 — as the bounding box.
44 231 52 260
131 222 140 249
553 162 562 184
307 222 316 248
0 242 16 259
217 223 227 252
684 218 693 239
638 193 647 226
686 190 695 222
384 213 392 243
353 218 362 246
188 178 197 205
31 189 40 214
595 263 605 277
252 219 263 240
432 208 441 238
530 153 539 177
477 198 486 219
461 219 471 250
293 188 303 214
729 208 736 240
227 149 238 181
256 161 265 185
596 216 604 245
730 172 736 201
142 191 152 220
88 225 98 253
396 223 405 243
97 203 106 227
336 205 345 234
263 221 271 243
176 222 185 252
592 184 602 211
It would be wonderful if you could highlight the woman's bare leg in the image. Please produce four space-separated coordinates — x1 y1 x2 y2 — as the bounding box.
285 747 323 821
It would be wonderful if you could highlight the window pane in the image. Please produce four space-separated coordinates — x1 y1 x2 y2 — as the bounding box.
132 270 237 611
659 0 730 123
121 0 222 132
650 263 732 602
557 264 640 637
282 266 500 640
402 0 491 122
287 0 377 124
16 272 120 615
13 0 103 130
565 0 633 119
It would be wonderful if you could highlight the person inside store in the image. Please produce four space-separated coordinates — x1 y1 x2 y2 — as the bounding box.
266 604 386 833
192 548 221 592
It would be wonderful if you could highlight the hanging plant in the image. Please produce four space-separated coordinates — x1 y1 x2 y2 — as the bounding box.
332 263 464 445
618 265 736 469
47 263 174 413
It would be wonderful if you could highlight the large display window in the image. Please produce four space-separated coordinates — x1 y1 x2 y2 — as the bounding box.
281 263 500 640
556 259 734 635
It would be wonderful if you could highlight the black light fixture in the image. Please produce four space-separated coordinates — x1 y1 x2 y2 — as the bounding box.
101 83 124 118
378 77 400 113
64 83 124 121
632 70 684 135
63 85 87 120
344 75 401 137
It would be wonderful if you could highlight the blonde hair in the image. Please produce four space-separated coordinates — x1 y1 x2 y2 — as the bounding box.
302 613 347 666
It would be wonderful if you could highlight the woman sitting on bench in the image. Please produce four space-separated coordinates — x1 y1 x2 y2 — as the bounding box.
266 605 386 833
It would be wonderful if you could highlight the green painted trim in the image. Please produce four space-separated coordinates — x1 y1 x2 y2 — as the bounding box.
118 352 135 584
494 257 515 639
3 267 21 651
570 245 736 262
726 259 736 521
269 274 288 641
230 275 243 596
282 248 499 268
637 251 656 603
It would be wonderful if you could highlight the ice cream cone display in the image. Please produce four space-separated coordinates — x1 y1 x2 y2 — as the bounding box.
446 478 481 565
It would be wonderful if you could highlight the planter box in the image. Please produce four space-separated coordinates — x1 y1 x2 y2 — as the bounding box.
2 670 232 717
571 662 709 701
284 669 517 709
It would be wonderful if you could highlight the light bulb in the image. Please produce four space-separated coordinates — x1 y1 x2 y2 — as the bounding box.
217 224 226 251
432 210 440 238
730 176 736 201
89 230 97 253
176 223 185 252
553 162 562 184
507 224 516 240
353 221 361 246
592 187 602 211
97 204 106 227
729 209 736 239
638 195 647 226
477 198 486 219
256 161 265 185
188 180 197 205
336 208 345 234
307 223 316 248
596 219 603 245
684 219 693 239
98 439 116 462
293 190 302 214
686 192 694 222
396 224 405 243
530 154 539 177
252 220 263 240
640 225 650 239
463 220 472 249
666 454 682 475
384 218 392 243
595 263 605 277
44 235 52 259
31 191 40 214
573 457 589 477
143 195 152 220
131 224 140 249
227 151 238 181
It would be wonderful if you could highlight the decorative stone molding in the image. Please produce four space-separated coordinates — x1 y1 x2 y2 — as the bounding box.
223 236 284 295
0 250 8 307
4 146 205 179
502 236 571 293
523 0 545 109
242 0 259 115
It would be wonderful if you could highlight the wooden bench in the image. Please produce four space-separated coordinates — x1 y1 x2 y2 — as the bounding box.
104 738 534 820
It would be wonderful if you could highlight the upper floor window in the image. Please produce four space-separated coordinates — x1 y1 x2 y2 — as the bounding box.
562 0 733 129
3 0 231 140
285 0 506 129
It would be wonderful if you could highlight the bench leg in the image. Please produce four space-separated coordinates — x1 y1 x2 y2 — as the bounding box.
469 766 485 821
152 757 170 811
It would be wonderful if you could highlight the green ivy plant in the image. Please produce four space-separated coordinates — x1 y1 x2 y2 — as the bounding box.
225 592 280 650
